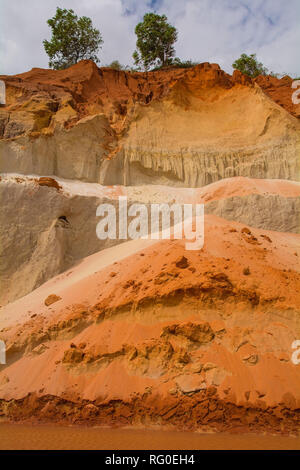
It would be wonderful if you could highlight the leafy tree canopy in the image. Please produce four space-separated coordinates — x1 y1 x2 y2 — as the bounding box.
133 13 178 70
151 58 200 71
43 7 103 69
232 53 268 78
108 60 123 70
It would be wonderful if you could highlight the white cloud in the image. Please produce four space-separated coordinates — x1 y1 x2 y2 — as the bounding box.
0 0 299 77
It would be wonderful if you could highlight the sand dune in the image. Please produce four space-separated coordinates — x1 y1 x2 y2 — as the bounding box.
0 214 299 433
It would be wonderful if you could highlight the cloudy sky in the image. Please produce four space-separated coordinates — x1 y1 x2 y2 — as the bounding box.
0 0 299 76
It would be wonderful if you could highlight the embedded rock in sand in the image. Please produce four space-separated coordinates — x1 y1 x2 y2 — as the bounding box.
0 215 299 433
38 177 61 190
44 294 61 306
0 61 299 186
0 175 299 305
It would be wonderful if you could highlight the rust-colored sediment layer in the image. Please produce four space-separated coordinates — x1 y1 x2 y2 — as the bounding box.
1 389 299 435
0 60 298 140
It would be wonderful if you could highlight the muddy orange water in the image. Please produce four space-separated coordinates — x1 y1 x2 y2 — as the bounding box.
0 424 299 450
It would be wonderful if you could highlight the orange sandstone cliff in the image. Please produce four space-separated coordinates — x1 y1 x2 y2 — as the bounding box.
0 61 299 434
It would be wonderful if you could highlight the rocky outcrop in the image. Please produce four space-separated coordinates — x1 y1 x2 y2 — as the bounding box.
1 61 299 186
0 114 109 181
256 74 300 119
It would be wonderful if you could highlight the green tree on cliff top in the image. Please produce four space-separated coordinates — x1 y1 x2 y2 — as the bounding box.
133 13 178 70
43 7 103 69
232 53 268 78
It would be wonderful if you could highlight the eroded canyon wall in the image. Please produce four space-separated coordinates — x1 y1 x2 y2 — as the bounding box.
1 61 299 186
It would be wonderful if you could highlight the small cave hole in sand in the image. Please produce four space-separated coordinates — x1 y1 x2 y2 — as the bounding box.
57 215 70 228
